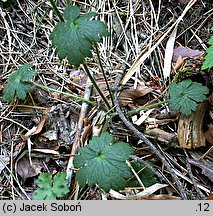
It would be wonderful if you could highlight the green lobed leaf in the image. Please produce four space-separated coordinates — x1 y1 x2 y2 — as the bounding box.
73 132 133 192
168 79 209 116
33 172 69 200
4 64 36 102
33 188 57 200
53 172 70 198
50 4 109 66
202 26 213 70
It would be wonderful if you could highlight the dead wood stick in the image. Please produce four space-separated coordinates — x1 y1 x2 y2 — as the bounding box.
66 77 93 186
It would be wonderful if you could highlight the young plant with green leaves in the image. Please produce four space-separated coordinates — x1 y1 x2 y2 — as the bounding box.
3 64 95 105
33 172 69 200
73 132 134 192
3 64 36 102
4 3 112 108
49 3 112 109
168 79 209 116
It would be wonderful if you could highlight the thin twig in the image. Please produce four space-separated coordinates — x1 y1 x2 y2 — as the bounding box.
113 72 188 200
129 155 167 182
184 150 206 199
66 77 93 186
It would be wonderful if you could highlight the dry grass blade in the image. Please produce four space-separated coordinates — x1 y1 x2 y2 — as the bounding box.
121 0 198 85
163 25 178 80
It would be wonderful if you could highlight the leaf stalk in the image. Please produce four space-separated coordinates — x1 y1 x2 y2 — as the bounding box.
49 0 64 22
94 42 114 106
30 81 96 106
82 62 111 110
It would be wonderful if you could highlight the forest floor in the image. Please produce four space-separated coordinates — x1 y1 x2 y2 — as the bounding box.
0 0 213 200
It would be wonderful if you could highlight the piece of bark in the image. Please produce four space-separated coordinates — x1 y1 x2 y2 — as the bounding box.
177 102 207 149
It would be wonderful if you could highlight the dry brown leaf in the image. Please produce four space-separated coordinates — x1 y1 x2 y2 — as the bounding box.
208 194 213 200
32 115 47 135
188 159 213 182
16 156 43 182
81 124 93 145
119 86 153 106
172 46 203 62
204 93 213 144
208 93 213 106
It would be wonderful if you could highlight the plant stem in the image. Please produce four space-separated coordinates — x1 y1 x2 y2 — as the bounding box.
94 42 114 106
30 81 96 106
82 62 111 110
126 100 169 116
49 0 64 22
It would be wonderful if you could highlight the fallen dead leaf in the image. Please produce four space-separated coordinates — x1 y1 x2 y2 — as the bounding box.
207 194 213 200
172 46 203 62
16 154 44 182
32 115 47 135
173 55 186 71
119 86 153 106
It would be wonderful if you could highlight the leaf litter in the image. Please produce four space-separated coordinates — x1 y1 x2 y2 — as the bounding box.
0 0 213 200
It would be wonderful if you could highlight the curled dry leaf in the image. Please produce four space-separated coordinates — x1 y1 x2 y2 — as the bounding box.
208 194 213 200
16 155 44 182
172 46 203 62
119 86 153 106
173 55 186 71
